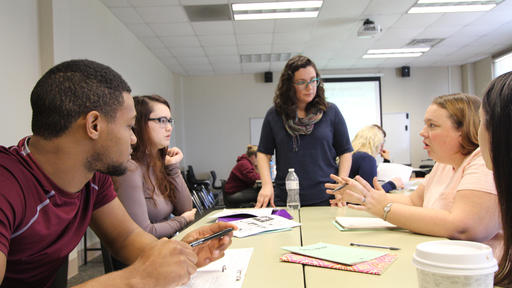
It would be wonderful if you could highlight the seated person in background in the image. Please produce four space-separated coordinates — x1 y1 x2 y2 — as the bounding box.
327 93 502 258
349 125 403 192
0 59 235 287
224 145 261 202
115 95 196 239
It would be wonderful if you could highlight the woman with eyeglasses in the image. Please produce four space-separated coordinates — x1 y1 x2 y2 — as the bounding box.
255 55 353 208
479 71 512 286
114 95 196 241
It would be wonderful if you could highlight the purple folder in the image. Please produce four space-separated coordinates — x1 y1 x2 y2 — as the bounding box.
217 209 293 222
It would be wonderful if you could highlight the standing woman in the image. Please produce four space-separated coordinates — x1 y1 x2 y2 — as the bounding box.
256 55 353 208
115 95 196 239
479 71 512 286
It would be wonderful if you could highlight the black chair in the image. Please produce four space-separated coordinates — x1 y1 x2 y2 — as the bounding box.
210 170 223 190
186 165 210 189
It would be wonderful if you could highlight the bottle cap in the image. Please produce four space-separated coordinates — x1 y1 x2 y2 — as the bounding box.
288 168 294 172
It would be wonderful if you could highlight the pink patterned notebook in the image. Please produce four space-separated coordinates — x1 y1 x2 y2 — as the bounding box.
280 253 398 275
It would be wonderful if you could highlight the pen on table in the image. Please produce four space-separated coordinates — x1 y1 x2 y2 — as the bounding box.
189 228 233 247
350 242 400 250
332 183 347 193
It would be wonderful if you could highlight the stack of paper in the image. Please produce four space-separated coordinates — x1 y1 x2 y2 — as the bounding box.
280 242 398 275
232 215 301 238
335 217 397 230
179 248 253 288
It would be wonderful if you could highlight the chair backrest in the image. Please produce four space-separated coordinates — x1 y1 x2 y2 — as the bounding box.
210 170 223 189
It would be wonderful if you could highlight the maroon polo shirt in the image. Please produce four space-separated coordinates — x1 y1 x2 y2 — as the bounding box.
0 137 117 287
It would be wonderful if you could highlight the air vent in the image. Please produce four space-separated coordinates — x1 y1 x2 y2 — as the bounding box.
184 4 232 22
406 38 443 47
240 53 293 63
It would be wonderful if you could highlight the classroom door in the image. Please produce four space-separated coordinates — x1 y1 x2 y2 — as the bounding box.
382 112 410 165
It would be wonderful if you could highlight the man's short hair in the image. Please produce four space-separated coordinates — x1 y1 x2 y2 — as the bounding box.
31 59 131 139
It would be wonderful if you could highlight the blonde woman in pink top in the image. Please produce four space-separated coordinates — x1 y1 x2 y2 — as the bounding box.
327 93 502 255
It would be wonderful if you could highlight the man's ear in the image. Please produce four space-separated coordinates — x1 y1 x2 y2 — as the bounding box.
85 111 102 140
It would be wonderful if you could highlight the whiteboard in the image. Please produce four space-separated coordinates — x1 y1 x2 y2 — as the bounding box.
250 117 264 146
382 112 410 165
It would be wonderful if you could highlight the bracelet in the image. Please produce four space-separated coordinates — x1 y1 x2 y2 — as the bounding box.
383 202 393 221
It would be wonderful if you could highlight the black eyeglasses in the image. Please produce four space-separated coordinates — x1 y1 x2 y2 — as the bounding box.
148 117 175 128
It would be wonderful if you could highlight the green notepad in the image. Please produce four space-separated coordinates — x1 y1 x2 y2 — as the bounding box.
281 242 387 265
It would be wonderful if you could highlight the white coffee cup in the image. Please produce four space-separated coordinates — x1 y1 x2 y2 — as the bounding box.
412 240 498 288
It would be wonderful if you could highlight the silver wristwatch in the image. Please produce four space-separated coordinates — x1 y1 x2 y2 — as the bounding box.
383 202 393 221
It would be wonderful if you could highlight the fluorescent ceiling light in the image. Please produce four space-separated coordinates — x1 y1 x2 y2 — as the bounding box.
363 53 423 58
232 1 323 11
234 11 319 20
409 4 496 13
368 48 430 54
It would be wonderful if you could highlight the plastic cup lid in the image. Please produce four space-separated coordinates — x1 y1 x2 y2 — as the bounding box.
413 240 497 272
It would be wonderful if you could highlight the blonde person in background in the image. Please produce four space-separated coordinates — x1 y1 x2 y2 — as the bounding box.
327 93 502 258
348 125 403 194
115 95 196 241
224 145 260 203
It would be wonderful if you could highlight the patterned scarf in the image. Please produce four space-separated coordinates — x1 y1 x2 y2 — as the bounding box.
283 110 323 151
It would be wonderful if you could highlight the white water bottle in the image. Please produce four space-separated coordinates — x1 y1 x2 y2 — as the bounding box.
286 168 300 210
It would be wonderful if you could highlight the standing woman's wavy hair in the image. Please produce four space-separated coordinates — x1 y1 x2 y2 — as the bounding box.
131 95 176 205
274 55 327 120
482 71 512 286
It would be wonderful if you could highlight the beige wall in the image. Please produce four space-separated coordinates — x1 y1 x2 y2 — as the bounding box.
473 57 494 97
180 66 462 180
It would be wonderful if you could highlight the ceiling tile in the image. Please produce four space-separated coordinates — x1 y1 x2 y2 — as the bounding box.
238 45 272 54
237 33 273 45
271 44 304 54
101 0 130 7
392 13 442 29
429 12 485 29
139 36 166 49
170 47 206 56
198 34 237 46
363 0 417 15
192 21 234 35
274 19 316 33
110 7 145 23
150 48 175 59
136 6 188 23
150 23 195 36
180 0 227 4
125 23 155 37
129 0 180 6
209 55 240 64
415 27 459 39
273 32 311 45
184 64 214 73
204 45 238 56
161 35 201 47
319 0 371 19
179 56 210 65
212 65 242 74
234 20 275 34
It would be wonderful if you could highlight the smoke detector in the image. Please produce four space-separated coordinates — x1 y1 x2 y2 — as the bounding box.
357 19 382 38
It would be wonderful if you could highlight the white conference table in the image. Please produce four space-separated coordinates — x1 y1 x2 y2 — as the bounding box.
178 206 444 288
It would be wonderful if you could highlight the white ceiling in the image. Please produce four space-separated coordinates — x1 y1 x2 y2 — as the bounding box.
100 0 512 76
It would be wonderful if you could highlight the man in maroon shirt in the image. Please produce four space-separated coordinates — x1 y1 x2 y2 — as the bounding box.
0 59 235 288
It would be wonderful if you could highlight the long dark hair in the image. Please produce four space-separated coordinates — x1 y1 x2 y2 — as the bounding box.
274 55 327 120
482 71 512 286
131 95 176 205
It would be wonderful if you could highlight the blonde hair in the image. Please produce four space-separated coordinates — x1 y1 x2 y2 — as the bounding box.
351 125 385 157
246 145 258 157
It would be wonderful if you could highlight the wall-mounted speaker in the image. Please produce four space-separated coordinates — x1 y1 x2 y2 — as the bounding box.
264 71 273 83
401 66 410 77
